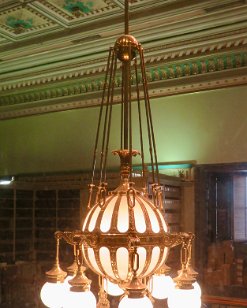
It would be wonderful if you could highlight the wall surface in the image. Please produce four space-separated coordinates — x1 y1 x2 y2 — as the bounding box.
0 85 247 176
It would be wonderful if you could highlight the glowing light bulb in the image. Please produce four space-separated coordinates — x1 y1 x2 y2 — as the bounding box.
167 287 201 308
40 282 65 308
63 289 96 308
151 274 174 299
118 296 153 308
104 278 124 296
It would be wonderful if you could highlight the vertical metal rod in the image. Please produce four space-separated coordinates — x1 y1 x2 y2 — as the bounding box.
103 52 118 182
99 48 115 183
140 47 160 184
139 47 155 183
125 0 129 35
128 46 133 182
134 57 145 183
121 68 124 149
123 60 130 149
90 48 113 185
55 237 60 266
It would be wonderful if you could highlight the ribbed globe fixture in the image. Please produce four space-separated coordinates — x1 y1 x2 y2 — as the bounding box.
82 151 169 284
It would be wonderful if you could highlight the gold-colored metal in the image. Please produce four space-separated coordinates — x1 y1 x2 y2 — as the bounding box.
186 233 198 279
67 244 84 276
45 235 67 283
123 276 147 298
68 244 91 292
44 0 199 301
68 264 91 292
173 234 196 290
151 183 164 209
45 263 67 283
97 289 110 308
97 276 110 308
115 35 139 62
112 149 140 179
155 263 171 276
87 183 95 209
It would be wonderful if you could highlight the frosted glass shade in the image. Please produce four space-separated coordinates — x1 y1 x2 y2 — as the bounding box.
82 185 169 284
40 282 65 308
103 278 124 296
151 274 174 299
63 289 96 308
62 274 74 292
118 296 153 308
167 287 201 308
193 281 202 297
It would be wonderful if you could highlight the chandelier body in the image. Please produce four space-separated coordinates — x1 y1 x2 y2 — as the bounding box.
80 19 175 285
40 1 201 307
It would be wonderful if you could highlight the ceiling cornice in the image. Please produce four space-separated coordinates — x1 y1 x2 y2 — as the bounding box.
0 0 246 119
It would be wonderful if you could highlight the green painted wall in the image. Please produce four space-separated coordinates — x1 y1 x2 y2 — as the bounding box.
0 85 247 176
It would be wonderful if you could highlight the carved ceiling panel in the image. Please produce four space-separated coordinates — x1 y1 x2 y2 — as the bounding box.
0 4 57 37
33 0 118 24
0 0 247 119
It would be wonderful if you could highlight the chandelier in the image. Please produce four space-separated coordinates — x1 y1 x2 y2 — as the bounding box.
40 1 201 307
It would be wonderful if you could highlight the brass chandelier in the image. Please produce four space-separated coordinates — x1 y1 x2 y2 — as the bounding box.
40 1 201 308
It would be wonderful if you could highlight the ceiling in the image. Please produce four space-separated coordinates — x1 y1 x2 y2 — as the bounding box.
0 0 247 120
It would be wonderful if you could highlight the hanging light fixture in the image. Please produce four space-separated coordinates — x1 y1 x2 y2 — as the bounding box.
40 1 201 307
149 264 174 300
167 234 201 308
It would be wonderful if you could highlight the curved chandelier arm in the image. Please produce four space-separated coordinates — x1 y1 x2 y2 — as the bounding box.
163 231 195 248
54 230 85 246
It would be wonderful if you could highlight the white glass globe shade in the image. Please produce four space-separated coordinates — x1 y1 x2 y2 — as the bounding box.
193 281 202 297
118 296 153 308
63 289 96 308
104 278 124 296
168 287 201 308
82 189 169 284
62 274 74 292
40 282 65 308
151 274 174 299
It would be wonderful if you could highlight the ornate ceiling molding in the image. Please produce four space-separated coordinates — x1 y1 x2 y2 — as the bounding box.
0 0 247 119
0 51 246 120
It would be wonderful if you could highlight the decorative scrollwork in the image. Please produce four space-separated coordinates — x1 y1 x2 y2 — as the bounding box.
127 187 136 208
55 230 85 246
96 183 107 207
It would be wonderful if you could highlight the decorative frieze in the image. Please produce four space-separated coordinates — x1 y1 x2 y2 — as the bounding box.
0 51 246 113
0 0 247 119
